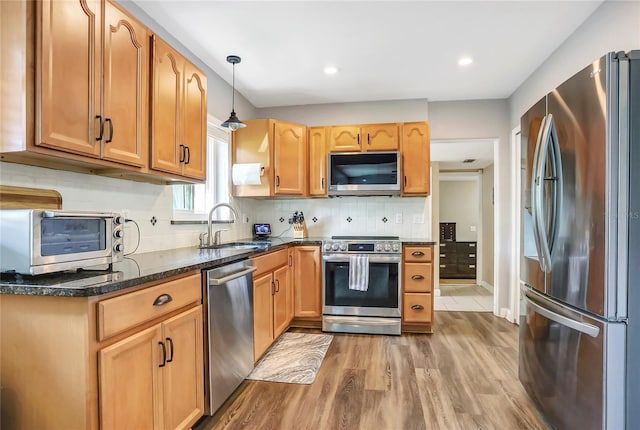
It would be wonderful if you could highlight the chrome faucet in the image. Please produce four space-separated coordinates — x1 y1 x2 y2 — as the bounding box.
204 203 238 246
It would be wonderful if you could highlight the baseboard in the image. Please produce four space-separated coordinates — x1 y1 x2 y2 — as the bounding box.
479 280 494 294
499 307 514 323
434 288 441 297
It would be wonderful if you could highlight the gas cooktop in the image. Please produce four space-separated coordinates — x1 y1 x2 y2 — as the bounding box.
330 235 399 240
324 236 401 254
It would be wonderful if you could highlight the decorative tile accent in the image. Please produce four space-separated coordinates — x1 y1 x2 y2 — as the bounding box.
312 217 318 223
150 216 157 226
279 217 285 223
382 217 388 223
346 217 352 223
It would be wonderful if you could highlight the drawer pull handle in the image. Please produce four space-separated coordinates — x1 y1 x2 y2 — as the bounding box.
440 264 446 268
470 244 476 247
411 251 425 257
159 341 167 368
469 254 476 258
166 337 174 363
440 254 446 257
411 274 424 280
411 304 424 311
153 294 173 306
469 265 476 268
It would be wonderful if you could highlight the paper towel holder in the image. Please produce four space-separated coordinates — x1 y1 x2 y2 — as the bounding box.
231 163 265 186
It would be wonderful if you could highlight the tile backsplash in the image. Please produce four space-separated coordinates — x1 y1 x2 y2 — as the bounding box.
0 163 432 254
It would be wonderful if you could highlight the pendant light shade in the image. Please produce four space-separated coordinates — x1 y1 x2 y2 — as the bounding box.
221 55 246 131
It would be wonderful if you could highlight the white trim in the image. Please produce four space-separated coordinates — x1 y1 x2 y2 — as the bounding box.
479 280 494 294
511 126 522 325
493 138 501 317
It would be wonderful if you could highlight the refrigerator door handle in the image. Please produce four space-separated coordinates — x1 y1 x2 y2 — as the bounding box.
531 115 548 272
524 292 600 338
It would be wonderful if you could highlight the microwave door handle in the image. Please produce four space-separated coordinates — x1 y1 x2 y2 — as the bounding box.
42 211 119 218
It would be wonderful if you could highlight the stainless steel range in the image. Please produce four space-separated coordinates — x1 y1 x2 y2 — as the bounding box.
322 236 402 335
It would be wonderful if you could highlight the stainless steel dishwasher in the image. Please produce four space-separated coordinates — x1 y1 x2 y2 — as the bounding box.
206 259 256 414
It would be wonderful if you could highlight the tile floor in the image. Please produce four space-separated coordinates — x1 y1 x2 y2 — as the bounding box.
434 282 493 312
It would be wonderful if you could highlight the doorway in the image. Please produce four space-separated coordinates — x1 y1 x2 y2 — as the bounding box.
430 140 495 312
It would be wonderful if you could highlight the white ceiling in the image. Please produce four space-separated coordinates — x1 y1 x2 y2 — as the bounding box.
431 139 494 170
133 0 602 108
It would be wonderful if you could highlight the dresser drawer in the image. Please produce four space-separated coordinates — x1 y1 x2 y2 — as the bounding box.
439 263 457 275
97 272 201 341
404 246 432 263
404 263 432 293
403 293 432 323
456 242 477 253
457 263 477 275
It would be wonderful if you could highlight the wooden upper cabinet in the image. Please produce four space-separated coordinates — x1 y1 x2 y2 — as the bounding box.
308 127 327 196
150 35 207 181
329 124 399 152
329 126 360 152
181 63 207 180
37 0 149 168
102 0 148 167
274 121 307 195
401 122 431 196
232 119 306 197
38 0 102 157
362 124 399 151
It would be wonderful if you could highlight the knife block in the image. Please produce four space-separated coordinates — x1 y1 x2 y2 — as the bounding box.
293 220 308 239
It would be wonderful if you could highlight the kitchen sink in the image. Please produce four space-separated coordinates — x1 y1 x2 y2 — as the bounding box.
199 242 270 251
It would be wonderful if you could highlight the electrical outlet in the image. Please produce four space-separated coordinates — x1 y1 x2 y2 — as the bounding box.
242 213 249 224
413 214 425 224
470 225 477 232
395 213 403 224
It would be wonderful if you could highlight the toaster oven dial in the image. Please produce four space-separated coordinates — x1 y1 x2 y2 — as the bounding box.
113 230 124 238
114 244 125 253
114 216 125 225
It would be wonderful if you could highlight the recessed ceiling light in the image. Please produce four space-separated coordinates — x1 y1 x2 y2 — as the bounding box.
458 57 473 66
323 66 338 75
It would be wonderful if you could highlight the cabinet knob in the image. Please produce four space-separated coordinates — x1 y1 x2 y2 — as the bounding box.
411 304 424 311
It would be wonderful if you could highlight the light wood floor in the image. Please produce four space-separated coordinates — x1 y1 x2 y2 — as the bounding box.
195 312 549 430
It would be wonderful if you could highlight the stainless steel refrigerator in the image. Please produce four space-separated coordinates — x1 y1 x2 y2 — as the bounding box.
519 50 639 430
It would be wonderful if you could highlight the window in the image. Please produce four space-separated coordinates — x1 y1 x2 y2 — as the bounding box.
173 118 232 219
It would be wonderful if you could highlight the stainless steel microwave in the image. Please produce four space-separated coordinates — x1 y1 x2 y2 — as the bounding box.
0 210 125 275
328 151 401 196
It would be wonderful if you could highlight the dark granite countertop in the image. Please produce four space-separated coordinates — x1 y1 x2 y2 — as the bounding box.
0 236 434 297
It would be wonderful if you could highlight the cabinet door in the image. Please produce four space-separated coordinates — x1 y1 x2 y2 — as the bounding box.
274 121 306 195
293 246 322 319
181 63 207 180
99 324 164 430
151 36 183 175
308 127 327 196
272 265 291 339
329 126 360 152
401 122 431 195
162 306 205 430
362 124 398 151
253 273 274 361
102 1 148 167
38 0 101 157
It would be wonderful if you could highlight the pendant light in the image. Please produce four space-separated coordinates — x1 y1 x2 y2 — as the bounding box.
220 55 247 131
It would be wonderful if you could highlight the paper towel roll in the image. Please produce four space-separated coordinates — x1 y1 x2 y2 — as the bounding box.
232 163 263 185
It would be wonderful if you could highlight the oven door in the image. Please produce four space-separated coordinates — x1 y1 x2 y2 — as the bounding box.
322 254 401 317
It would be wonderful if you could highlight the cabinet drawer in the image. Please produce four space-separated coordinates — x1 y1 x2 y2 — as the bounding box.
438 263 456 274
457 263 477 275
98 273 201 341
252 248 289 277
439 253 457 263
456 242 477 252
403 293 432 323
404 246 432 263
404 263 432 293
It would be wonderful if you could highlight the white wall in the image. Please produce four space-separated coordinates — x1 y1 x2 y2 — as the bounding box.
482 164 495 285
0 163 254 253
256 99 429 126
439 180 479 242
509 0 640 127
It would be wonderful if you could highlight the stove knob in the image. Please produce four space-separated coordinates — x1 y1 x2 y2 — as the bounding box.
340 243 347 251
384 243 391 251
332 243 340 251
392 243 400 252
375 243 383 252
324 243 332 252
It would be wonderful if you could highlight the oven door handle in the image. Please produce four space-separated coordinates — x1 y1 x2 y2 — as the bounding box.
42 211 119 218
322 255 401 264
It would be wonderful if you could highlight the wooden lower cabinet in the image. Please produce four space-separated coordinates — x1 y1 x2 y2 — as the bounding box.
0 272 204 430
251 249 292 361
402 245 434 333
292 245 322 320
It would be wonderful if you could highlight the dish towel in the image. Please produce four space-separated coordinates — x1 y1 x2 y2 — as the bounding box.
348 254 370 291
